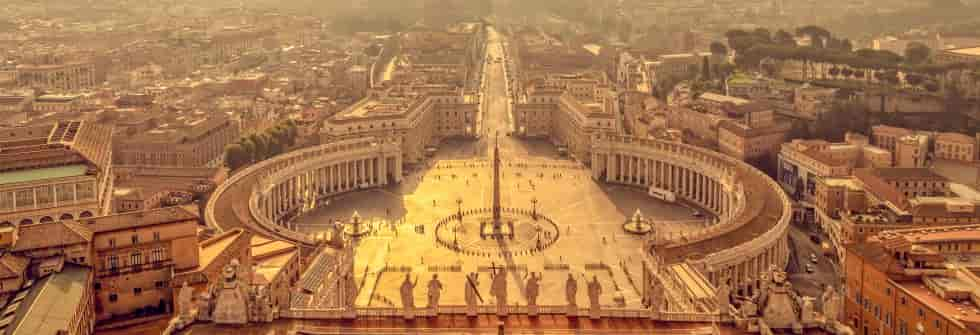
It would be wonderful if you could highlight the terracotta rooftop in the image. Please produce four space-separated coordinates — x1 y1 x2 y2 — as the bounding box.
10 221 93 252
0 253 28 280
936 132 976 144
84 206 198 233
871 168 948 181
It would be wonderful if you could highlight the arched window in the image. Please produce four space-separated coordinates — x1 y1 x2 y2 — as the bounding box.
79 211 94 218
39 216 54 223
19 219 33 225
60 213 75 221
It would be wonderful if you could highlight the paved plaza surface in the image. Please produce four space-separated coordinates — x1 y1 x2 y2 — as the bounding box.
293 141 709 309
289 26 712 311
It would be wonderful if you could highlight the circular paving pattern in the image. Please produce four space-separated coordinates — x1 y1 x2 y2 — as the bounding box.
434 208 560 257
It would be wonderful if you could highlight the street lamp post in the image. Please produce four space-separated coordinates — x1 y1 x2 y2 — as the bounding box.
531 197 538 220
457 197 463 222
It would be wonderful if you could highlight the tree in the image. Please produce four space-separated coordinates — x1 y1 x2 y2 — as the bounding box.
225 144 250 171
249 134 270 161
716 63 736 81
876 70 900 85
905 73 925 86
710 41 728 56
905 42 931 65
239 137 256 163
795 25 831 47
701 56 711 80
752 28 772 44
774 29 796 46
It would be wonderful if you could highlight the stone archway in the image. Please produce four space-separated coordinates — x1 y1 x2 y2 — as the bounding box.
40 216 54 223
79 211 94 218
19 218 33 225
60 213 75 221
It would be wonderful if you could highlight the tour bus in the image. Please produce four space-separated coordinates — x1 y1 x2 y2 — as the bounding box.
648 186 676 203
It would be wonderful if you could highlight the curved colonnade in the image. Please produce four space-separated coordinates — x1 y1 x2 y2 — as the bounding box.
205 137 402 247
591 135 792 293
207 134 792 296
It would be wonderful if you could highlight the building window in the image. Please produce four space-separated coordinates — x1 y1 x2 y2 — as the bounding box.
94 282 101 290
153 232 161 241
108 238 116 248
917 308 924 317
155 281 166 288
109 293 118 302
131 234 139 244
150 248 166 263
134 287 142 295
107 255 119 270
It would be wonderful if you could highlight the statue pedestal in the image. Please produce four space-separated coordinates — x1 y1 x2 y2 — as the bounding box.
589 305 601 320
343 308 357 319
527 305 539 316
403 308 415 320
496 304 508 317
565 305 578 317
466 306 478 317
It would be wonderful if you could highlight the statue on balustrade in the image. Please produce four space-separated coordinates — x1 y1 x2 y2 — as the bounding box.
427 274 443 310
490 267 508 316
196 290 214 321
716 278 732 315
342 271 358 310
821 285 842 325
565 273 578 306
465 272 482 316
178 281 195 319
400 273 417 309
587 275 602 319
525 272 541 315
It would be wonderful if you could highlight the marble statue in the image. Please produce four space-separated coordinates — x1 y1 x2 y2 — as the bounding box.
716 279 732 315
491 268 508 315
196 290 213 321
427 274 444 310
344 272 358 309
525 272 541 315
465 272 482 316
587 275 602 319
400 273 417 309
213 259 249 324
821 285 841 324
647 276 665 312
178 281 195 318
738 299 759 318
565 273 578 308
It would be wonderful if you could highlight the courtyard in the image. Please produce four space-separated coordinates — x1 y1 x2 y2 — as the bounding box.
292 140 712 310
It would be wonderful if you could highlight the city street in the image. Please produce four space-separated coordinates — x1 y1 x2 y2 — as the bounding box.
786 217 841 297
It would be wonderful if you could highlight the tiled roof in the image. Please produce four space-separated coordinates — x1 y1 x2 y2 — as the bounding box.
85 206 197 233
871 168 948 181
11 221 93 252
0 253 28 279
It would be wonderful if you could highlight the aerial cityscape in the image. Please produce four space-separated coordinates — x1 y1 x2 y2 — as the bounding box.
0 0 979 334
